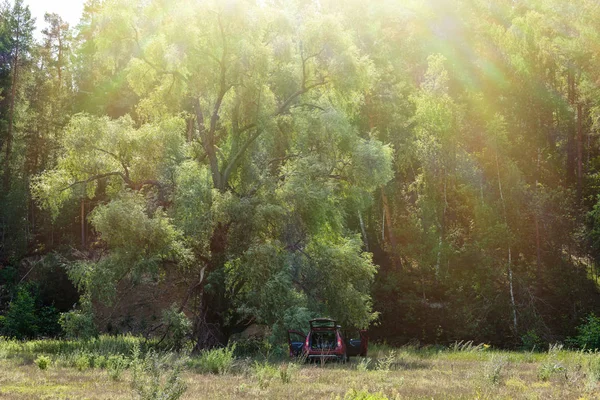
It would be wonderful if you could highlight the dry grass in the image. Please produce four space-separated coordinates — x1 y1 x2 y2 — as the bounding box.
1 345 600 399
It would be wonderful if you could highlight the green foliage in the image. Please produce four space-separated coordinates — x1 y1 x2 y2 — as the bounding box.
7 0 600 350
376 351 397 372
572 314 600 350
130 345 187 400
253 361 278 389
0 334 153 363
160 305 192 351
538 361 565 382
586 357 600 382
1 289 38 339
278 362 299 384
343 389 389 400
521 330 546 351
449 341 487 353
107 354 129 381
59 297 97 340
75 352 91 371
130 346 187 400
94 355 108 369
356 358 372 372
189 345 236 375
484 355 508 385
65 192 193 304
538 344 566 381
35 355 51 370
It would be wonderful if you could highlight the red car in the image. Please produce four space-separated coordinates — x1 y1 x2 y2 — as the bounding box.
288 318 368 362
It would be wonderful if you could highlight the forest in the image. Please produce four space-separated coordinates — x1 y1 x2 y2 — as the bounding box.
2 0 600 354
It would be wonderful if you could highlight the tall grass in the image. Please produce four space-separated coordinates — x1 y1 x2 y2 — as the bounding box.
187 344 236 374
0 334 157 360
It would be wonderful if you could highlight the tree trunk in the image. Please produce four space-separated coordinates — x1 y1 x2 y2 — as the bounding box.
496 152 517 334
381 188 399 268
566 69 576 187
81 198 86 248
577 102 583 201
358 211 369 252
534 148 541 283
3 22 20 193
190 222 231 350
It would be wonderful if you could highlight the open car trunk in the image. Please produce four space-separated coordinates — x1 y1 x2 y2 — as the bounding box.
309 330 337 351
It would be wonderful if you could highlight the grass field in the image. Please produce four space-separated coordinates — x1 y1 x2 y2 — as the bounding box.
1 337 599 399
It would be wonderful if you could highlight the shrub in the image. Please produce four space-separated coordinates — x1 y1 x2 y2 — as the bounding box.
35 355 51 370
357 357 372 372
75 352 91 371
189 344 236 374
160 306 192 351
107 354 128 381
232 338 269 358
59 309 96 340
94 355 108 369
1 289 38 339
484 355 507 385
279 362 298 384
538 361 565 381
521 330 545 351
130 345 187 400
376 350 397 372
587 357 600 382
572 313 600 350
253 361 278 389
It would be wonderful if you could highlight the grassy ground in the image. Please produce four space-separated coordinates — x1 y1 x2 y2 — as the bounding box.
1 338 599 399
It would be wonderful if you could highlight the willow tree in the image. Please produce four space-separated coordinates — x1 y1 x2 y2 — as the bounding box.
33 0 393 348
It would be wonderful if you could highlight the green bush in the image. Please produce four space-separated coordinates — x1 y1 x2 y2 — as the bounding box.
0 282 62 340
278 362 298 384
107 354 128 381
189 344 236 374
75 352 91 371
376 350 397 372
35 355 51 370
94 355 107 369
587 357 600 382
484 355 507 385
131 344 187 400
521 330 545 351
537 361 565 381
572 313 600 350
357 357 372 372
160 306 192 351
253 361 278 389
59 309 96 340
231 337 267 358
1 289 38 339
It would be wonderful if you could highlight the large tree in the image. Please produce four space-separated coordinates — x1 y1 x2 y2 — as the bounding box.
34 0 393 348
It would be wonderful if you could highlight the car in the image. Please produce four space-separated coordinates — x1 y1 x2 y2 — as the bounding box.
288 318 368 362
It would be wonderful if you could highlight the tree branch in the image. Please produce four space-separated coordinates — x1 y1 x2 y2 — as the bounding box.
60 172 127 192
91 146 131 182
131 23 188 82
223 79 328 186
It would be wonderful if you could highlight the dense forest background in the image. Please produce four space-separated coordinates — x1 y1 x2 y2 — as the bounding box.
2 0 600 350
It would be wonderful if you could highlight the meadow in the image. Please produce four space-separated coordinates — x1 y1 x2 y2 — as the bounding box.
1 336 599 399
